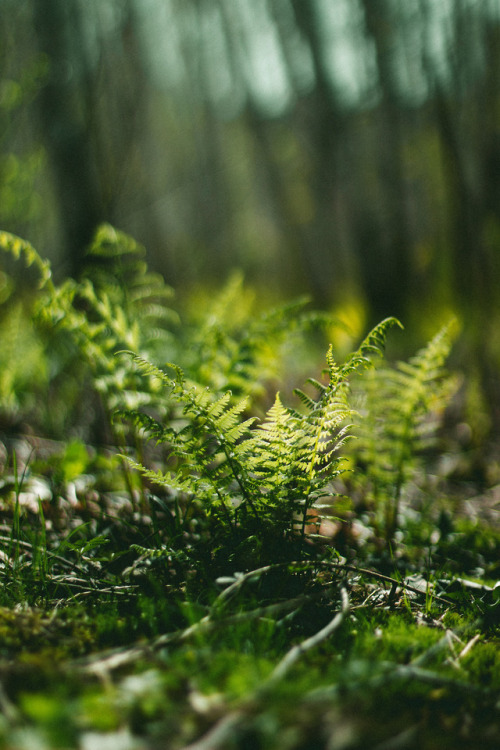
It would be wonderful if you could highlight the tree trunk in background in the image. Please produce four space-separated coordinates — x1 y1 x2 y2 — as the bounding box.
421 3 500 434
33 0 104 277
290 0 351 307
243 106 310 293
359 0 413 321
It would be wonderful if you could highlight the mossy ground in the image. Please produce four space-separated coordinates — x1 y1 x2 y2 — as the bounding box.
0 460 497 750
0 597 498 749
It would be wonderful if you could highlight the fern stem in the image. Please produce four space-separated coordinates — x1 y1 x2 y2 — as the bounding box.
212 484 237 533
209 415 261 526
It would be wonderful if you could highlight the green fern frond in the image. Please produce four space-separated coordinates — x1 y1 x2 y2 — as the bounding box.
350 319 457 544
130 544 169 559
120 355 261 523
204 391 232 420
302 391 351 483
0 230 53 289
223 418 257 444
212 398 253 434
293 389 317 411
86 223 141 259
183 274 352 408
119 353 178 390
242 393 299 484
341 317 403 375
84 224 178 325
305 378 328 395
114 408 175 444
122 456 191 494
1 224 179 447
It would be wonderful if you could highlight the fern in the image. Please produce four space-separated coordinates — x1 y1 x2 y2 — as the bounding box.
0 226 179 438
350 320 458 546
0 231 52 289
0 226 458 573
0 233 52 422
83 224 178 356
121 318 401 568
182 271 348 408
288 318 401 538
118 355 257 528
0 301 47 419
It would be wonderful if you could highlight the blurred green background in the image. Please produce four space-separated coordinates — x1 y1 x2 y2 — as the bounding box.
1 0 500 441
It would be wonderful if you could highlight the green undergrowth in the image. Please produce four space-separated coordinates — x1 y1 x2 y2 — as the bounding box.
0 577 497 749
0 227 498 748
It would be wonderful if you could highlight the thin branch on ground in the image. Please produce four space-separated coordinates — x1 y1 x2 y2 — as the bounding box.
214 560 453 606
268 587 349 683
181 589 350 750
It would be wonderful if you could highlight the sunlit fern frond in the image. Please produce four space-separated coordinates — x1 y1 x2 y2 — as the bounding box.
340 316 403 376
118 355 258 520
240 393 300 491
350 319 458 542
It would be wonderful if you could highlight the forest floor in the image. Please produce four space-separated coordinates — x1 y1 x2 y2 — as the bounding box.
0 435 498 750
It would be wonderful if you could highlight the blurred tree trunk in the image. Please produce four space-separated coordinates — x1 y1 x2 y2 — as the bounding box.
185 1 234 280
290 0 350 307
478 12 500 433
243 106 309 293
33 0 104 277
420 1 500 434
359 0 413 321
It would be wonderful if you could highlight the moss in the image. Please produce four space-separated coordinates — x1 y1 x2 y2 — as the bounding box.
461 640 500 690
350 611 444 664
0 605 97 659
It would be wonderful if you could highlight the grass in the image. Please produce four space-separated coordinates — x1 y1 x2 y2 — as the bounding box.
0 436 498 749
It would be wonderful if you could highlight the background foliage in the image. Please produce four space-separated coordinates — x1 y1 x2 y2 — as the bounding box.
1 1 500 443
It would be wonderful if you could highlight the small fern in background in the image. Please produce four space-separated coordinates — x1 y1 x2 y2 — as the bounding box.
349 320 458 547
37 224 179 418
0 301 47 425
181 271 340 410
0 226 178 443
0 230 52 288
82 224 179 366
0 232 50 428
